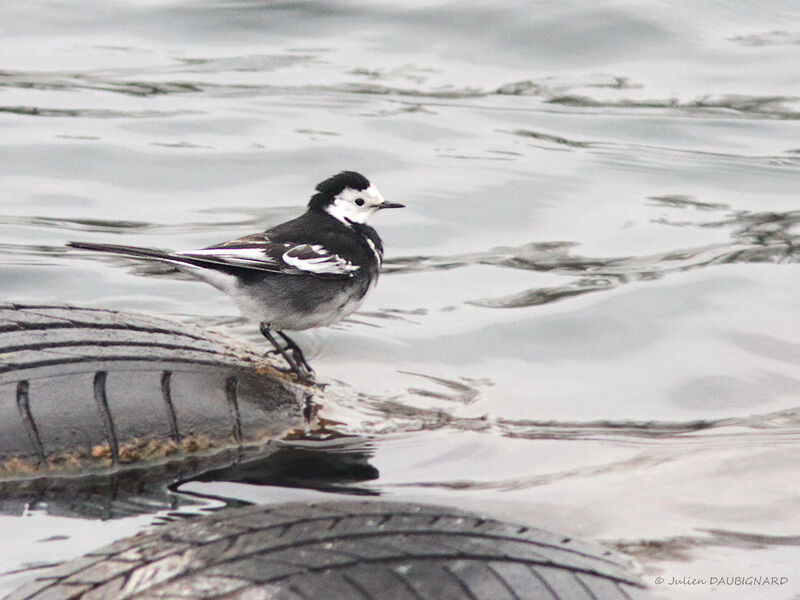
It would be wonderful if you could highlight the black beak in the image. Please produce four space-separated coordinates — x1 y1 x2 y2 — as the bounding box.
377 201 405 209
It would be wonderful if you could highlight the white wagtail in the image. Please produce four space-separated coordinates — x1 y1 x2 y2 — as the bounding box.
68 171 404 378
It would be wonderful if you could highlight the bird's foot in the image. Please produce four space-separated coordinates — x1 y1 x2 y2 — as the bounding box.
260 324 315 382
277 331 315 375
264 349 315 382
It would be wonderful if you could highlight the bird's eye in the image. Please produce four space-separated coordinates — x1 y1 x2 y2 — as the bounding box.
355 198 365 206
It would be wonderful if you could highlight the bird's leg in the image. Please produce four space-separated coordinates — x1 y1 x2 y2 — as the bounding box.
277 331 314 375
259 322 313 379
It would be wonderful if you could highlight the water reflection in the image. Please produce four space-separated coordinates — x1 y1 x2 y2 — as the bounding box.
188 438 379 496
0 438 380 520
383 207 800 309
357 389 800 444
0 462 192 520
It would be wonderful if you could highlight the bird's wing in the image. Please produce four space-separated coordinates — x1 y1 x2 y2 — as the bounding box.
175 235 360 277
281 243 361 275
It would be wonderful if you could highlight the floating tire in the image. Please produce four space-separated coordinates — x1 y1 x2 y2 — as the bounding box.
8 501 650 600
0 303 305 480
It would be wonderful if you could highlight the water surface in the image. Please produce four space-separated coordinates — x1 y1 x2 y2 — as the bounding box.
2 1 800 598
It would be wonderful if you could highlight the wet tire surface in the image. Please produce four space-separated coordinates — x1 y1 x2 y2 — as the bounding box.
8 501 650 600
0 303 303 478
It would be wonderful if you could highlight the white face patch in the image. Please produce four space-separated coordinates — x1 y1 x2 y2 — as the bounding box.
324 184 385 226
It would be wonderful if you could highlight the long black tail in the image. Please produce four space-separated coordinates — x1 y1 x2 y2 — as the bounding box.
67 241 178 262
67 242 241 282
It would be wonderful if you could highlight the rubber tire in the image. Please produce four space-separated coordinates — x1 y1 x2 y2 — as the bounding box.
0 303 303 478
8 500 650 600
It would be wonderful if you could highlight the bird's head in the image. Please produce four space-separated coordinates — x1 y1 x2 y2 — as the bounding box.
308 171 404 225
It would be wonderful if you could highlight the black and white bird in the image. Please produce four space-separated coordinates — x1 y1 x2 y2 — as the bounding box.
68 171 404 378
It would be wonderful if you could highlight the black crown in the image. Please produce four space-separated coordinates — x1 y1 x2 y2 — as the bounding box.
309 171 370 210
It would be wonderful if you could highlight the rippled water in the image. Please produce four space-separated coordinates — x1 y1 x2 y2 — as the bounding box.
2 1 800 598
